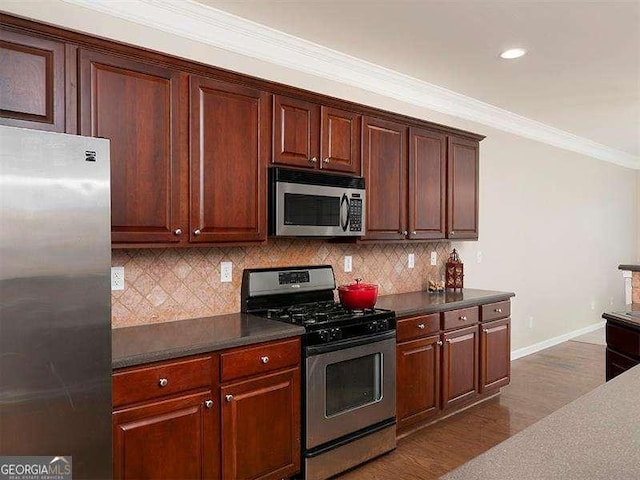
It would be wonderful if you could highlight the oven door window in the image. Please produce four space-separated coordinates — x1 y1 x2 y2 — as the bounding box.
325 353 382 417
284 193 340 226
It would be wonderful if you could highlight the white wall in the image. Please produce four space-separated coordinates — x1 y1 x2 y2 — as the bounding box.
3 0 637 350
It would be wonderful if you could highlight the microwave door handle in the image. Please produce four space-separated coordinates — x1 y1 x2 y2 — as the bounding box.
340 194 350 232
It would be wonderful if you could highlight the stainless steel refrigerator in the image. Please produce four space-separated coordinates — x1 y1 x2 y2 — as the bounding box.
0 125 112 478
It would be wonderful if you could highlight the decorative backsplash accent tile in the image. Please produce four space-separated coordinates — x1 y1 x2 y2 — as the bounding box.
633 272 640 304
111 240 451 328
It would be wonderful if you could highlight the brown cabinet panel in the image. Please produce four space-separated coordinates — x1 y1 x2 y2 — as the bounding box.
480 318 511 393
408 128 446 239
442 325 479 409
397 313 440 342
481 300 511 322
273 94 319 168
221 337 300 383
447 136 479 240
0 28 67 132
442 306 479 331
189 75 269 243
79 49 185 244
362 116 407 240
320 106 361 174
221 368 301 480
113 391 218 480
397 335 441 430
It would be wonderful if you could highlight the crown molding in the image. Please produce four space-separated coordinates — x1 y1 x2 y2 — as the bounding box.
61 0 639 169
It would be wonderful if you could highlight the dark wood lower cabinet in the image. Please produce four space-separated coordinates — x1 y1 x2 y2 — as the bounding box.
396 335 441 430
112 391 218 480
221 368 301 480
441 325 479 409
480 318 511 392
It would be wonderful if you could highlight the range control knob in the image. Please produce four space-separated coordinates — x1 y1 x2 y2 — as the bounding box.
330 328 343 341
366 321 378 333
317 329 331 343
377 319 389 332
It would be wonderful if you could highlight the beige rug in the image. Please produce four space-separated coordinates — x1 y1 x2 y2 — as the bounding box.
570 327 606 346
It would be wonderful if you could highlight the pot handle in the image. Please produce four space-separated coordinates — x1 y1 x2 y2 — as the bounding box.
355 278 362 284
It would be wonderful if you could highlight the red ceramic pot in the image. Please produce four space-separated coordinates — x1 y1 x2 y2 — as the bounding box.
338 278 379 310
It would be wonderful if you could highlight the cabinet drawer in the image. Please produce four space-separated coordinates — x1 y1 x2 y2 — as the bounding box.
442 307 478 331
397 314 440 342
113 355 213 408
481 301 510 322
221 338 300 382
606 323 640 358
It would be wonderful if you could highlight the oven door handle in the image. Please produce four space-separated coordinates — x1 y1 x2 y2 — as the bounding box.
306 330 396 356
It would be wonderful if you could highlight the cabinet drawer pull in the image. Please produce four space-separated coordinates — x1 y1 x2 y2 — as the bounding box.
417 323 425 330
260 356 269 364
437 340 443 346
495 308 503 313
204 400 214 409
450 231 455 236
309 157 318 164
193 229 201 236
411 231 417 235
323 158 330 164
402 231 408 236
483 329 489 333
158 378 168 387
174 228 182 236
445 339 452 344
459 316 467 321
225 394 234 402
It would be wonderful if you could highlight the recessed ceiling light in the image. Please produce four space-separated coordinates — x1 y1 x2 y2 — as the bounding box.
500 48 527 59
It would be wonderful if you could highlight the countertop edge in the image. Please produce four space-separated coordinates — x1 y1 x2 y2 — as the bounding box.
602 311 640 330
382 290 515 318
618 264 640 272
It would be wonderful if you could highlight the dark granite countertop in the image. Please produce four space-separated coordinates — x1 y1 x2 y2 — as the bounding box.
376 288 515 318
441 364 640 480
603 304 640 330
112 313 305 369
618 264 640 272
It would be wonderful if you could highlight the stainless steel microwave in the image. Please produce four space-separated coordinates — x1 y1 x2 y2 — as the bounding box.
269 167 366 237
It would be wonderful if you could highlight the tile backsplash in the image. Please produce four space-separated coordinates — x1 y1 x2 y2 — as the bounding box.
633 272 640 304
111 239 451 328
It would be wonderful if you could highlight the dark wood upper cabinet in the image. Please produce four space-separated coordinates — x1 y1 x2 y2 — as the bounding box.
0 28 68 132
320 106 361 175
362 116 407 240
273 94 319 168
447 136 479 240
408 127 447 240
78 49 185 244
442 325 479 409
480 318 511 393
189 75 269 243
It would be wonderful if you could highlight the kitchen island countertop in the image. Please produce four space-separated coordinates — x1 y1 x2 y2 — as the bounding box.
112 313 305 369
441 364 640 480
376 288 515 318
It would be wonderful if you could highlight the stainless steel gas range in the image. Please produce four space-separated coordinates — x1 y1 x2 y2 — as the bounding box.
241 265 396 480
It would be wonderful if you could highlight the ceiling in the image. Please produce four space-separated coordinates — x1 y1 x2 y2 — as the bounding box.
199 0 640 159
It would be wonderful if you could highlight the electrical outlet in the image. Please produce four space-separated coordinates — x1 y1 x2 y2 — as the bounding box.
590 300 596 311
609 297 614 306
344 256 353 273
111 266 124 291
477 251 483 264
220 262 233 283
408 253 415 269
430 251 437 266
528 316 534 329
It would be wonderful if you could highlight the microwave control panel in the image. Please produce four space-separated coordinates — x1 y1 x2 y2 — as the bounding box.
349 198 363 232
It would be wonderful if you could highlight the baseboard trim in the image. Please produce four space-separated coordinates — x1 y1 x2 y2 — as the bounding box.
511 320 605 361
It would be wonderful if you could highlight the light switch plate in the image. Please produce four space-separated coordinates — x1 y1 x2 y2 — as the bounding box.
344 256 353 273
430 251 437 266
408 253 415 269
477 251 483 264
111 266 124 291
220 262 233 283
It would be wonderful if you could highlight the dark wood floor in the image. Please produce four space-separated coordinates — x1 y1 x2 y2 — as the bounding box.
338 340 606 480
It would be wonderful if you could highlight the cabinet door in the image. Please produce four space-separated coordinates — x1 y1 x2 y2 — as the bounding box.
442 325 479 409
190 76 269 243
221 368 301 480
447 136 479 240
408 128 446 239
362 116 407 240
397 335 441 430
480 318 511 392
113 391 218 480
320 106 361 175
79 49 185 244
0 28 67 132
273 94 319 168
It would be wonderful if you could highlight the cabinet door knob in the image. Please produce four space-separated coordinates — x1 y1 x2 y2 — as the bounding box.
495 308 502 313
225 394 234 402
402 231 408 236
450 231 455 236
483 329 489 334
260 356 269 364
437 340 443 346
446 339 452 344
193 229 201 236
459 316 467 321
412 231 417 235
323 158 330 164
309 157 318 164
417 323 425 329
158 378 168 387
174 228 182 236
204 400 214 409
